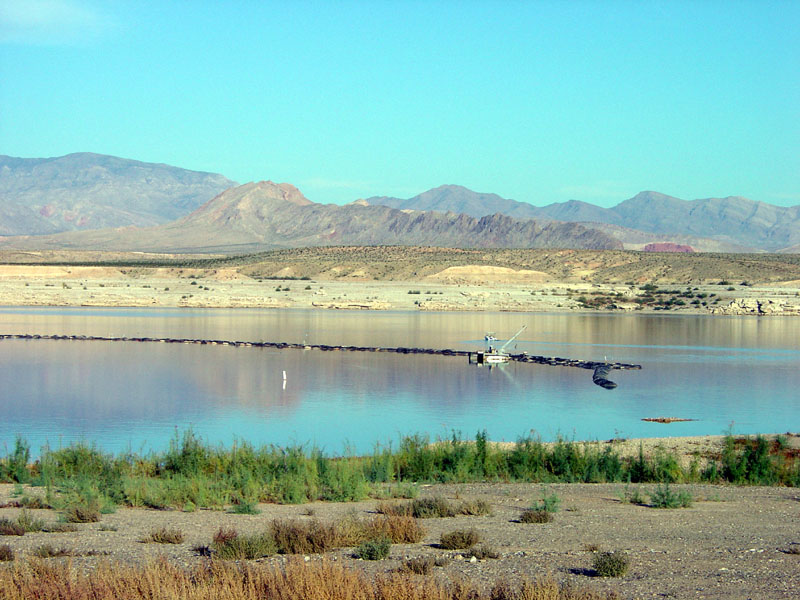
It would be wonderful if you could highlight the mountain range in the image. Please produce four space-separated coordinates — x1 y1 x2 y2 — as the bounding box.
368 185 800 252
1 153 797 253
0 153 235 235
0 181 621 253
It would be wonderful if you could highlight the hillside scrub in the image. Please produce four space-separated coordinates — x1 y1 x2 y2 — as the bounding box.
1 431 798 511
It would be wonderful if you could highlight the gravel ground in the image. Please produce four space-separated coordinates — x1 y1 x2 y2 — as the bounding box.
2 481 799 599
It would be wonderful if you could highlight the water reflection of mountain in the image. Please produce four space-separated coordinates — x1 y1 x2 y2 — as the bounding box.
2 311 800 454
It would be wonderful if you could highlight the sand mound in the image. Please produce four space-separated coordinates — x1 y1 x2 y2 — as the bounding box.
0 265 124 279
425 265 550 284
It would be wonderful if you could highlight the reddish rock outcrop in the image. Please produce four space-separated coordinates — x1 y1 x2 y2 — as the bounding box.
643 242 694 253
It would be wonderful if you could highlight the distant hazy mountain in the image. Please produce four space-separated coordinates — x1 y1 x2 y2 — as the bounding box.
0 181 623 253
367 184 541 220
368 187 800 251
612 191 800 251
0 153 236 235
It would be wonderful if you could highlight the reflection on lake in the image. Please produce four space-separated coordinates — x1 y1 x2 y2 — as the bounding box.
1 307 798 456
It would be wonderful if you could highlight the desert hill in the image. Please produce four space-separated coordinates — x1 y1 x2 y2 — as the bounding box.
6 246 798 288
0 182 623 253
219 246 800 286
0 153 235 235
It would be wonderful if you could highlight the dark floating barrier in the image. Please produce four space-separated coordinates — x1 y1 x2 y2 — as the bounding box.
592 364 618 389
0 334 641 382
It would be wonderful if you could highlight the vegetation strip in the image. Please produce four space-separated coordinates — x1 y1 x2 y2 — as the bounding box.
1 432 796 514
0 558 618 600
0 334 641 371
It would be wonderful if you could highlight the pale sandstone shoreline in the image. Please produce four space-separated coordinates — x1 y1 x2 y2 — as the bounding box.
0 264 799 314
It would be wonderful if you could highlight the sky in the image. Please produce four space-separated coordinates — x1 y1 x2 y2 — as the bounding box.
1 0 798 207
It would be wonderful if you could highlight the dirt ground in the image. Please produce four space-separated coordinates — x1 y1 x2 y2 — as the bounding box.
2 474 799 599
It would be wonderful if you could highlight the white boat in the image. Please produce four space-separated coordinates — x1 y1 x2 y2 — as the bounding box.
473 325 527 365
484 333 498 341
483 350 509 364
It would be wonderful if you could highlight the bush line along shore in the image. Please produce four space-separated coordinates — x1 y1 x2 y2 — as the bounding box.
2 431 797 513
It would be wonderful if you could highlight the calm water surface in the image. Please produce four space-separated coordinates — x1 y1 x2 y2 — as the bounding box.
1 307 798 456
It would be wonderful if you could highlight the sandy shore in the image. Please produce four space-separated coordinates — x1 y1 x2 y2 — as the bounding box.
1 264 798 314
2 432 799 600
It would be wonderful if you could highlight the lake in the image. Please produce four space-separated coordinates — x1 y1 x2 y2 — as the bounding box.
1 307 798 457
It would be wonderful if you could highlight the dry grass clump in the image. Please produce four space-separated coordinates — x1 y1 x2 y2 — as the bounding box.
208 514 426 561
489 575 616 600
63 504 100 523
378 497 490 519
376 500 413 517
439 528 481 550
0 558 619 600
212 527 277 560
0 544 13 562
43 523 79 533
366 515 426 544
33 545 75 558
398 556 435 575
270 519 340 554
142 527 185 544
520 509 553 524
466 544 500 560
457 499 492 516
0 518 25 536
399 554 455 573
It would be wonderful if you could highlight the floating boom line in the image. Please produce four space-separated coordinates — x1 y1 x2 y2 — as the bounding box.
0 333 641 372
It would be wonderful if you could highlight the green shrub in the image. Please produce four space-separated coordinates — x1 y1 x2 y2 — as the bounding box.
229 501 260 515
212 528 277 560
650 483 692 508
354 537 391 560
532 490 561 513
4 437 31 483
593 551 629 577
439 528 480 549
317 457 369 502
618 484 647 505
15 509 45 533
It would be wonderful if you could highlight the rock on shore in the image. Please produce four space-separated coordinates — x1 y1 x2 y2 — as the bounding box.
711 297 800 316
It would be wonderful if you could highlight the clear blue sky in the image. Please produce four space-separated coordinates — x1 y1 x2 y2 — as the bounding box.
1 0 798 206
